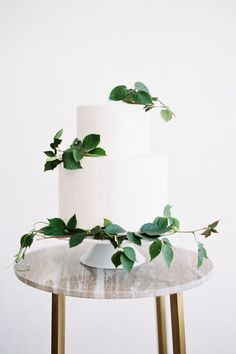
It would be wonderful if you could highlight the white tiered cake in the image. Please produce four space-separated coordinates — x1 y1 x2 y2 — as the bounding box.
59 104 168 269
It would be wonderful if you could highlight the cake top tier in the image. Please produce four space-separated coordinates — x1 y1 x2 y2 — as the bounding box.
77 104 151 155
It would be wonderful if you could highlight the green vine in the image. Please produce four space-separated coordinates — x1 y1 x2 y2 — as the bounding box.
44 129 107 171
109 82 175 122
15 205 219 273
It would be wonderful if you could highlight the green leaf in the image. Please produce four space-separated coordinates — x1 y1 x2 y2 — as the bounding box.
73 227 85 234
138 233 160 241
20 234 34 248
209 220 219 229
93 230 106 240
69 232 86 248
137 91 153 105
54 129 63 140
44 151 55 157
162 242 173 267
90 225 101 235
169 217 180 231
63 158 82 170
153 217 171 234
162 238 172 247
109 85 128 101
70 138 82 149
48 218 66 230
63 149 82 170
117 236 126 246
53 138 62 146
199 243 208 258
120 253 134 273
44 159 62 171
144 105 154 112
50 138 62 153
47 218 66 236
140 223 161 236
124 91 153 105
103 218 112 227
50 229 66 236
163 204 172 217
153 216 161 224
157 217 168 229
106 235 118 249
67 214 77 231
149 239 162 261
82 134 100 152
123 90 139 104
198 243 208 268
87 147 106 156
127 231 141 246
201 228 211 238
111 251 122 268
104 224 125 235
210 228 218 233
161 109 173 122
72 148 85 162
39 226 53 235
123 247 136 262
134 82 150 94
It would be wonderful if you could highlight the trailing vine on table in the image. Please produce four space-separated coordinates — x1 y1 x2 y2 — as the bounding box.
15 205 219 273
109 81 175 122
44 129 107 171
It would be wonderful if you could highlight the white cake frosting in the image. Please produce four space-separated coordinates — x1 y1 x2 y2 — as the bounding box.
59 104 168 232
77 104 151 155
59 155 167 230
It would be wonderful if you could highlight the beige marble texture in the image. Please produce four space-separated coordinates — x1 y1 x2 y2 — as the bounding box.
14 244 213 299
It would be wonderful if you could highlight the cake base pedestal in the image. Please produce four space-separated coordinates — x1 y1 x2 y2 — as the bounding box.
80 241 146 269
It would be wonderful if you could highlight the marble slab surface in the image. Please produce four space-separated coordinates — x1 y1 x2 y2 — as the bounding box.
15 243 213 299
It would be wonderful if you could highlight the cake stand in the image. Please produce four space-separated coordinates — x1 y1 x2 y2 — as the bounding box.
80 238 146 269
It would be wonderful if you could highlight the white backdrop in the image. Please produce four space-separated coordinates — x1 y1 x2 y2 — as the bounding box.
0 0 235 353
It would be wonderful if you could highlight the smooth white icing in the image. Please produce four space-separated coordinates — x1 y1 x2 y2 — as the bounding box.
59 155 168 230
77 104 151 155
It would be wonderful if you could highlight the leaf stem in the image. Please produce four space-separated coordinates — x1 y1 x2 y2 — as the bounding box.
37 235 68 241
33 221 48 229
192 231 199 245
176 228 206 234
153 228 206 238
157 98 169 108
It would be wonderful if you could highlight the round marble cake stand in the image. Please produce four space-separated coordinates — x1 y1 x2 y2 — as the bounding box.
15 244 213 354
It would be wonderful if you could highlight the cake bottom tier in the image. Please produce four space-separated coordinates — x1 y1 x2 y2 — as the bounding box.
59 155 168 231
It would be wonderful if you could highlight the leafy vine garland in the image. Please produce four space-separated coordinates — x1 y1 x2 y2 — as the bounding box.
109 81 175 121
44 129 106 172
15 205 219 273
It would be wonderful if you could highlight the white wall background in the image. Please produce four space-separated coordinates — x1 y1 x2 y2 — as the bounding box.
0 0 235 353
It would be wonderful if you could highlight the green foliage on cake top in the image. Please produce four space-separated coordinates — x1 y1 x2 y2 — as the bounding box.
44 129 106 172
14 205 219 273
109 82 175 122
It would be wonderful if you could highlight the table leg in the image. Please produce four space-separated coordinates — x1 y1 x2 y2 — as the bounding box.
170 293 186 354
51 294 66 354
156 296 168 354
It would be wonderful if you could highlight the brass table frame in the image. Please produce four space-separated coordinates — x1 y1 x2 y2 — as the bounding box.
51 293 186 354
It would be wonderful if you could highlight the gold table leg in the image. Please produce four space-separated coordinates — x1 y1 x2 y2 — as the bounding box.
170 293 186 354
51 294 66 354
156 296 168 354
